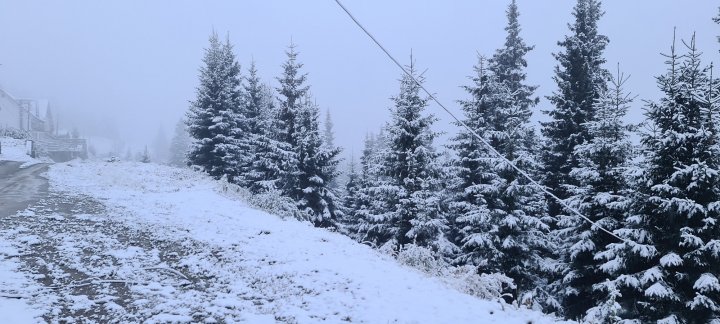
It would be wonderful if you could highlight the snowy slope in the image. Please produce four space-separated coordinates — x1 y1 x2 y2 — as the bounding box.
48 161 569 323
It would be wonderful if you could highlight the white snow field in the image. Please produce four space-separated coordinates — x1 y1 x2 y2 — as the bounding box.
40 160 568 323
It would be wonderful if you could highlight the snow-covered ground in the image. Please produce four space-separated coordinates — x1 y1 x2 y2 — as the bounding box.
0 234 45 323
0 137 48 166
39 160 568 323
0 137 49 323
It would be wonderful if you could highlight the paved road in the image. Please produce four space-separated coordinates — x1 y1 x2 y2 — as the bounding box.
0 161 48 217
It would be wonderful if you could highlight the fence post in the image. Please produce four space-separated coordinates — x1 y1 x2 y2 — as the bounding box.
25 140 34 158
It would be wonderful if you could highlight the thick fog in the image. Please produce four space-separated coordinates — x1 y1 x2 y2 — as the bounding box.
0 0 716 158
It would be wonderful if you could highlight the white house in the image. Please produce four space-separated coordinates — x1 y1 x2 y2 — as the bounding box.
0 88 51 133
0 88 22 130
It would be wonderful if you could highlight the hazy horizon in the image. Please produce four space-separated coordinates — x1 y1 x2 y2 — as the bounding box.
0 1 717 158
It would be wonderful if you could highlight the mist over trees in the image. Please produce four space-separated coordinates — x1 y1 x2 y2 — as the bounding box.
181 0 720 322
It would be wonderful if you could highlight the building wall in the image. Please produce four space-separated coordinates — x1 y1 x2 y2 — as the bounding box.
0 89 22 130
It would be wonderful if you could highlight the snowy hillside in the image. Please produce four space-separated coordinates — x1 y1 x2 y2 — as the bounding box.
44 160 568 323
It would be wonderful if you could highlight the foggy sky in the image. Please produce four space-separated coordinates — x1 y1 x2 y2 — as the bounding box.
0 1 717 157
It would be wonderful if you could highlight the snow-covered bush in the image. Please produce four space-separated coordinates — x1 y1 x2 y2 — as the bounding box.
397 244 444 275
247 189 301 220
445 266 515 301
0 127 29 139
217 177 300 220
396 244 515 301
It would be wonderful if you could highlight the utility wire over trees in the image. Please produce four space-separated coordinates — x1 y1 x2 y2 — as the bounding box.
272 43 343 227
358 56 449 252
597 34 720 323
562 65 636 321
448 0 554 307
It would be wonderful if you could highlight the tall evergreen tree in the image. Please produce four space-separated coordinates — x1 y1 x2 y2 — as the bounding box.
323 109 340 190
293 96 343 228
598 35 720 323
244 83 293 193
542 0 610 217
367 57 448 251
560 66 635 320
354 132 390 245
235 61 288 191
169 118 191 167
274 43 309 194
339 155 360 235
186 32 244 180
450 1 553 305
323 109 336 149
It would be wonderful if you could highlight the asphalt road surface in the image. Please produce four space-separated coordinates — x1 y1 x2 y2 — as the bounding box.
0 161 48 217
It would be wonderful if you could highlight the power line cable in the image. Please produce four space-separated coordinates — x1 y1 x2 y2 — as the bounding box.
332 0 625 242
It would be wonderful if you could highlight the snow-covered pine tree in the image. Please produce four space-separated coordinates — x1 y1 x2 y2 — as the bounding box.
274 43 309 195
560 66 635 320
235 61 288 191
598 35 720 323
448 55 504 267
339 155 360 235
140 145 151 163
186 32 244 181
245 83 294 194
323 109 336 149
293 96 343 228
370 57 448 252
323 109 339 190
450 1 553 305
169 118 191 167
353 132 389 245
541 0 610 218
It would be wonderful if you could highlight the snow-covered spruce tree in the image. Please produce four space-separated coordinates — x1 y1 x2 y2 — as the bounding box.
235 61 290 192
140 145 151 163
448 56 505 269
323 109 336 149
353 132 390 245
293 96 343 228
186 32 243 181
273 43 309 195
560 67 635 320
598 36 720 323
339 155 360 236
323 109 340 190
169 118 191 167
244 81 294 194
367 58 448 252
541 0 610 218
450 1 553 306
